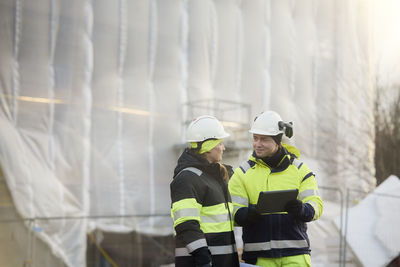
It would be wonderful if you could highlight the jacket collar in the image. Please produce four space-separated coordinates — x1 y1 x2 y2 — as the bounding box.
250 146 293 172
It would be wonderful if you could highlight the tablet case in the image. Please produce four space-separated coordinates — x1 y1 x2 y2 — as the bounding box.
256 189 299 213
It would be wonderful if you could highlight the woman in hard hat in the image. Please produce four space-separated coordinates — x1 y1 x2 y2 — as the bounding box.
170 115 240 267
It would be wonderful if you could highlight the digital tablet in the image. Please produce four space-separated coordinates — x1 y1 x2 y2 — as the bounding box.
256 189 299 213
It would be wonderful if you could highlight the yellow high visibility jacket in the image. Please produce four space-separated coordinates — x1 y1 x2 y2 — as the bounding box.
228 144 323 263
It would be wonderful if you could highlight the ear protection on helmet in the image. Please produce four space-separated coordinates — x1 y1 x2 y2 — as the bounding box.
278 121 293 138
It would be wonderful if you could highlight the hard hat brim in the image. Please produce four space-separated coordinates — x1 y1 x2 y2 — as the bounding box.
186 132 230 142
249 129 282 136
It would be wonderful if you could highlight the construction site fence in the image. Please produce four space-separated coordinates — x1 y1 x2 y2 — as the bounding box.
0 186 399 267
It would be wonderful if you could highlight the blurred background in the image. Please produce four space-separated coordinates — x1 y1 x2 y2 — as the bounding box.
0 0 399 266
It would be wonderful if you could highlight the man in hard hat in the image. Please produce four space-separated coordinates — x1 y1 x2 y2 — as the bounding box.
228 111 323 266
170 115 240 267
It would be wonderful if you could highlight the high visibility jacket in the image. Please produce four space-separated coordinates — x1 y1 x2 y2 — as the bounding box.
170 149 239 267
228 144 323 263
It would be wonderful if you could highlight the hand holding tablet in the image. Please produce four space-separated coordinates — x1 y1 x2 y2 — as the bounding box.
256 189 299 213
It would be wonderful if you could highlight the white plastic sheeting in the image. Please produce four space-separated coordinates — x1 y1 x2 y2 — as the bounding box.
0 0 375 266
334 176 400 267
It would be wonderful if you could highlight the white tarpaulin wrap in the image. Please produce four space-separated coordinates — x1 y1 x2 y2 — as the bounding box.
334 176 400 267
0 0 375 266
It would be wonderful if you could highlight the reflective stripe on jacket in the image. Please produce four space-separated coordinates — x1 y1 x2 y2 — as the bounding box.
228 144 323 262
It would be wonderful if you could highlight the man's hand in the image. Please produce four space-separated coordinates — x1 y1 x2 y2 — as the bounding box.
284 199 303 218
234 206 264 226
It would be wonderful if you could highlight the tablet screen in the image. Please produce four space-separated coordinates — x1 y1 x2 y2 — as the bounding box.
256 189 299 213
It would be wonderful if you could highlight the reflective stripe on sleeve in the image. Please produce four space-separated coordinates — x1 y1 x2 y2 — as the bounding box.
176 244 237 257
187 238 208 253
182 167 203 176
292 158 303 169
171 199 202 226
231 195 249 206
173 208 200 221
244 239 308 252
299 189 318 200
240 161 251 173
306 200 320 220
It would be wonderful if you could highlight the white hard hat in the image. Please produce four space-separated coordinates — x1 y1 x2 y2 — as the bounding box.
186 115 230 142
249 111 284 136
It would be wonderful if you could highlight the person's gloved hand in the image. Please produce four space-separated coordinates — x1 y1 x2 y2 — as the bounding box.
234 206 264 226
284 199 303 218
247 206 264 223
192 247 212 267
